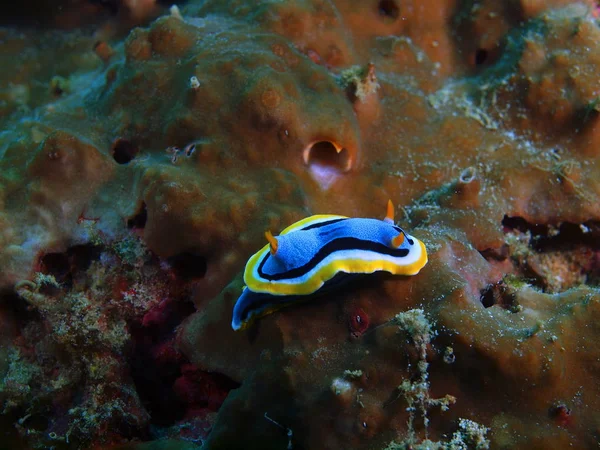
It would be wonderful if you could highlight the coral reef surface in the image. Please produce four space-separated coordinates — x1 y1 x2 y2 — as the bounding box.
1 0 600 449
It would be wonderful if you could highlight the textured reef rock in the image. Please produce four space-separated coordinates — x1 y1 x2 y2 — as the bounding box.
1 0 600 449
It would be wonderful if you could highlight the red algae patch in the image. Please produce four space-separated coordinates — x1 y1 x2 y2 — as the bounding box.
1 0 600 448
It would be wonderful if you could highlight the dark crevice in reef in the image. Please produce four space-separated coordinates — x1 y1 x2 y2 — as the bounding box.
378 0 399 20
167 252 208 281
0 409 30 449
130 343 186 426
38 244 103 288
127 202 148 230
502 215 600 251
129 297 239 428
129 299 196 426
111 137 139 164
0 289 39 328
471 46 501 69
474 48 489 65
480 280 520 312
480 216 600 293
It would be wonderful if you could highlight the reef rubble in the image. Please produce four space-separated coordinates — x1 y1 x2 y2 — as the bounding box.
1 0 600 449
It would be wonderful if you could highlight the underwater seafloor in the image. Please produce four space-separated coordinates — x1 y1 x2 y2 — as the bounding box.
1 0 600 449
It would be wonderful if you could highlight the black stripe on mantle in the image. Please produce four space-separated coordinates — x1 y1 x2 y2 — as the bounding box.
257 236 411 281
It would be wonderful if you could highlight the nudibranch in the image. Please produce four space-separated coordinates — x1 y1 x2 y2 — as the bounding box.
231 201 428 330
